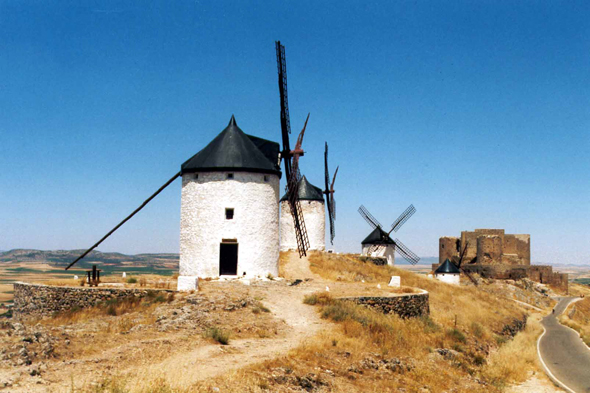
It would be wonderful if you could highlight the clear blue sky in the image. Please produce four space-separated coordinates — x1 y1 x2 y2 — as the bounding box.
1 1 588 264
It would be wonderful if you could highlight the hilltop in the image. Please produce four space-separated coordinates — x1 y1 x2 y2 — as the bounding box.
0 249 178 270
0 251 575 392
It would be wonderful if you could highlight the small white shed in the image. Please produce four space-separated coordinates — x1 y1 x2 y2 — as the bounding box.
434 258 461 285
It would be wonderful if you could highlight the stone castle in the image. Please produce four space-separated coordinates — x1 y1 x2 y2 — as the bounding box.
435 229 568 292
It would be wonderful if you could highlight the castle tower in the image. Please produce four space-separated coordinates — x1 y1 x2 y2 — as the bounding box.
439 237 460 265
178 116 281 290
279 176 325 251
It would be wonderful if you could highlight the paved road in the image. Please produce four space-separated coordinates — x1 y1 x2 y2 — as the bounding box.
539 297 590 393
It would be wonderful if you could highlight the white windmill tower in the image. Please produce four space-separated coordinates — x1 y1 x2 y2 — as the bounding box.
177 116 282 289
280 176 325 251
279 142 338 252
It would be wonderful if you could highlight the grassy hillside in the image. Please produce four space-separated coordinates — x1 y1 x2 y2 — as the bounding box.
186 253 546 393
1 252 553 392
559 296 590 346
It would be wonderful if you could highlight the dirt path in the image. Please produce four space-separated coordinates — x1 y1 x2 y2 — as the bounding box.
2 253 331 392
125 253 329 390
281 251 325 281
129 280 329 390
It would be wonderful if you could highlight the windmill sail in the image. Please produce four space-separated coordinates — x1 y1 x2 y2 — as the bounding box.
324 142 338 244
276 41 309 257
393 238 420 265
358 205 382 229
391 204 416 232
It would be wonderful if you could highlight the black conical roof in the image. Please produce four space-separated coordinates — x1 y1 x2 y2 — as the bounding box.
181 116 281 176
435 258 461 274
279 176 324 202
361 227 395 245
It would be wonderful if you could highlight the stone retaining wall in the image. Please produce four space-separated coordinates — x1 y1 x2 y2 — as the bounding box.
13 282 174 318
340 291 429 318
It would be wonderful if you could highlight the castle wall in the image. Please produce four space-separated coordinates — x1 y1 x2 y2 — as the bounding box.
502 234 530 265
179 171 279 283
438 228 559 289
503 234 518 255
439 237 460 265
460 231 479 263
547 272 569 292
451 229 530 266
514 234 531 265
280 200 325 252
475 229 505 238
458 264 568 292
476 235 503 265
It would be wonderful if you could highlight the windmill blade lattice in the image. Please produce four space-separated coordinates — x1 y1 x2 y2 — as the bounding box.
331 196 336 221
393 238 421 265
324 142 338 244
358 205 382 229
276 41 309 257
391 204 416 232
330 166 338 221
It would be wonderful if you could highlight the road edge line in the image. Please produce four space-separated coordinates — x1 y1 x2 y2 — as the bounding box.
537 325 576 393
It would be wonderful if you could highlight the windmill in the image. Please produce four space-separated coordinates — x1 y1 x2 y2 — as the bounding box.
358 204 420 265
323 142 339 245
276 40 310 258
65 114 285 286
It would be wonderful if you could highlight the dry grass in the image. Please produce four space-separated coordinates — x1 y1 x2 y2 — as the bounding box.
569 282 590 297
559 297 590 346
309 252 523 334
42 278 82 287
204 326 230 345
278 251 290 278
171 253 534 393
45 253 543 392
482 316 544 387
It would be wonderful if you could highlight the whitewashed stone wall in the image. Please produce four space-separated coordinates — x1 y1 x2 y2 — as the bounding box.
362 244 395 266
179 171 280 285
435 273 460 285
279 200 325 251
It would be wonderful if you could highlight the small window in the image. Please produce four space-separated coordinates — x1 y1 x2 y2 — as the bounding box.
194 174 199 180
225 208 234 220
227 173 234 179
264 175 269 182
441 244 444 249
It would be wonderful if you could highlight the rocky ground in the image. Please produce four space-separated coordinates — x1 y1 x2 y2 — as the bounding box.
0 253 575 392
0 281 297 391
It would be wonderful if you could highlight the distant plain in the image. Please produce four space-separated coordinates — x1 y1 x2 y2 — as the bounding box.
0 249 587 308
